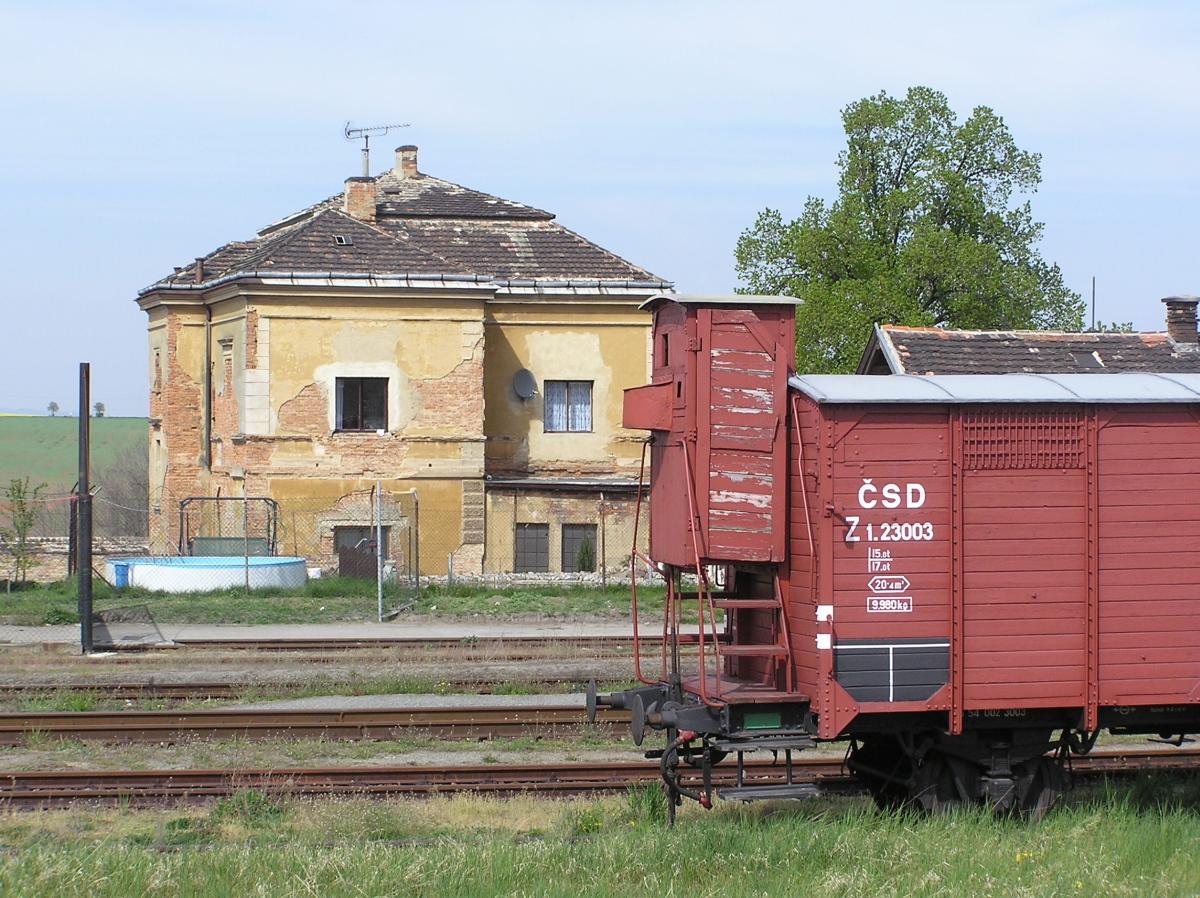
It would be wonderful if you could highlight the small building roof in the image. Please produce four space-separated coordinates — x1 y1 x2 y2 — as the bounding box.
857 324 1200 375
639 293 799 310
789 372 1200 404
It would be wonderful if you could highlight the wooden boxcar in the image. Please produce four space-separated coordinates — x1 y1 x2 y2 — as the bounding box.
595 294 1200 816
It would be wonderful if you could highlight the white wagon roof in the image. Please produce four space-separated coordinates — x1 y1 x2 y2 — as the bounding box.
788 372 1200 404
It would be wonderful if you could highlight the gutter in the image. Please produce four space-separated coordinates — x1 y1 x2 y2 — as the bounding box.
138 271 674 298
138 270 496 297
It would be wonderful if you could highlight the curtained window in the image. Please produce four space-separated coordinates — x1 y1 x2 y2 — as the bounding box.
544 380 592 432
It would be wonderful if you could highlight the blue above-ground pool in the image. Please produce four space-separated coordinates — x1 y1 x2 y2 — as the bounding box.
105 556 307 593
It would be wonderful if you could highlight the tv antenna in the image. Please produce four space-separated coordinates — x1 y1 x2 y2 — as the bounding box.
344 121 410 176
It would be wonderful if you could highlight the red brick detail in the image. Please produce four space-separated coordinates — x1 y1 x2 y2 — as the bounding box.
277 383 327 433
245 309 259 369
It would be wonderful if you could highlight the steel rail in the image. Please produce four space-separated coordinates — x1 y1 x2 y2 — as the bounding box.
98 634 709 653
96 633 710 657
0 705 627 745
0 747 1195 810
0 681 604 701
0 759 848 810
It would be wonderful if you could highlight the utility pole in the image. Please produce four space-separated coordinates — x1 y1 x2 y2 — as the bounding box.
77 363 93 654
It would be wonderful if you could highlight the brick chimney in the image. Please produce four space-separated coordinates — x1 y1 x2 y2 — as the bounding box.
1162 295 1200 344
343 176 376 223
394 145 419 179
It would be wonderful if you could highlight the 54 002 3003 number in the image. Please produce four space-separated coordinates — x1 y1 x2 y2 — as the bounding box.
844 519 933 543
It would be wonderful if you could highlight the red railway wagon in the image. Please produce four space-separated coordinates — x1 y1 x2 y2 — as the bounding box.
591 294 1200 817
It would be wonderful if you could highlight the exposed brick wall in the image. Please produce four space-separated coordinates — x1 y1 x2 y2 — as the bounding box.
149 312 208 551
411 337 486 438
277 383 327 434
245 309 259 369
2 537 150 585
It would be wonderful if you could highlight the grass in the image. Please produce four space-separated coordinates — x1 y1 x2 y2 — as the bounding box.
0 777 1198 895
0 677 638 713
0 727 632 771
0 416 144 489
0 578 667 626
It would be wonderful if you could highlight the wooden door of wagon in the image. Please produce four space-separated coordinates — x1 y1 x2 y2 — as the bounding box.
960 408 1088 710
1097 407 1200 707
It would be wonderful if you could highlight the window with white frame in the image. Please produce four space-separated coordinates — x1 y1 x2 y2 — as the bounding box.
544 380 592 432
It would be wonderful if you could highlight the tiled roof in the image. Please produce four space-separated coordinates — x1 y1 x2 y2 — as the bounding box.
863 325 1200 374
383 219 660 281
372 169 553 220
144 154 666 292
234 209 455 275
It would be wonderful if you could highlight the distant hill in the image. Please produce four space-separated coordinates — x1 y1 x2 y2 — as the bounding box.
0 417 146 490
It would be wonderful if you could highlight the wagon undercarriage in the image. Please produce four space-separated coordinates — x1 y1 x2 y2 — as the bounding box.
592 680 1200 820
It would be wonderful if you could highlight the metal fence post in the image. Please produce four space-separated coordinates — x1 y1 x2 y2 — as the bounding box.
242 492 250 593
599 491 607 587
375 480 384 622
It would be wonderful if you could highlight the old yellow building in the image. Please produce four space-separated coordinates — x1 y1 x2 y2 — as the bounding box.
137 146 669 576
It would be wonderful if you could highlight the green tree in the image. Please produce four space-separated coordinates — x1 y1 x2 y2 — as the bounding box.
46 402 58 417
1 477 46 587
736 86 1084 373
93 402 105 418
1091 321 1135 333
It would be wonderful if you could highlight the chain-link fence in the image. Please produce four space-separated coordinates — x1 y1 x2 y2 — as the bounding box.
0 478 656 647
481 487 652 586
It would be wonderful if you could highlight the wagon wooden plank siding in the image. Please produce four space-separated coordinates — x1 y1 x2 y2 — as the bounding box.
599 292 1200 816
790 373 1200 741
1098 406 1200 705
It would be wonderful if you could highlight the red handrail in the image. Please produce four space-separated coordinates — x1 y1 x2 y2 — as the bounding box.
629 438 661 686
680 439 724 707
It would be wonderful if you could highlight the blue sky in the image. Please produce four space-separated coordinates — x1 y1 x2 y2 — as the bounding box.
0 1 1197 415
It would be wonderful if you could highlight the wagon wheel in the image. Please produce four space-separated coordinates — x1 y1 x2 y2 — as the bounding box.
847 735 912 810
911 751 971 814
1013 757 1064 823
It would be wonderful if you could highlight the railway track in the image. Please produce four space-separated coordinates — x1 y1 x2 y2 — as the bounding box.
0 704 624 744
98 633 702 653
0 681 599 702
0 758 845 809
1 747 1194 810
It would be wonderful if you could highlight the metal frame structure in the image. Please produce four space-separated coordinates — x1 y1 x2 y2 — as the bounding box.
177 496 280 557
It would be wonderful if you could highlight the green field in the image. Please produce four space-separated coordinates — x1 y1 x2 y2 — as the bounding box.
0 416 145 489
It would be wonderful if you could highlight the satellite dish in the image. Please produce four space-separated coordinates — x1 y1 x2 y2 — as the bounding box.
513 368 537 400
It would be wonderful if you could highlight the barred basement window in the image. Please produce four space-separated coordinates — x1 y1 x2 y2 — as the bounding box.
561 523 597 573
514 523 549 572
336 377 387 432
961 409 1084 470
